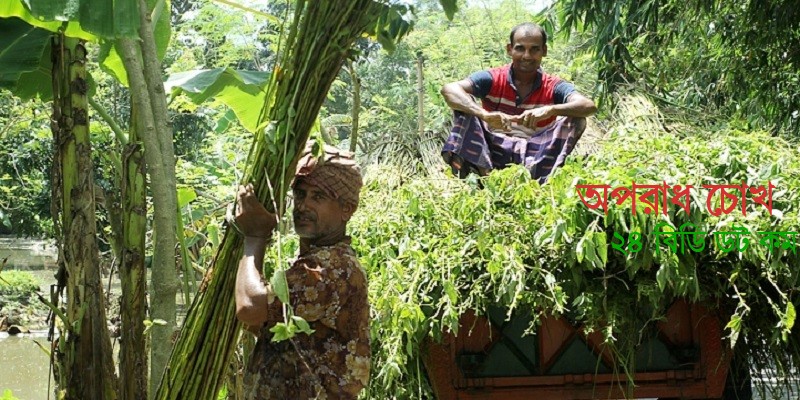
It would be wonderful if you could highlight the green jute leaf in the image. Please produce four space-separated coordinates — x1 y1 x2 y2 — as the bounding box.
594 231 608 264
270 268 289 305
269 322 293 342
177 187 197 209
656 264 668 290
291 315 315 335
584 235 601 269
783 302 796 341
575 233 586 263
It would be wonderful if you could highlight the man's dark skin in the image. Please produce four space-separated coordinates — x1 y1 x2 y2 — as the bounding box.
233 182 355 333
440 26 596 132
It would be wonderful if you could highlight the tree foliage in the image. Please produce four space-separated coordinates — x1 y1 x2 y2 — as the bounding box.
553 0 800 135
0 93 52 235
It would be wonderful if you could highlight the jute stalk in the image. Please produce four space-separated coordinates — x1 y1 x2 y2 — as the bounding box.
155 2 384 399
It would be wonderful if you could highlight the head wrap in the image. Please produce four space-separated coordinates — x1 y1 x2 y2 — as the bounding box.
292 142 363 209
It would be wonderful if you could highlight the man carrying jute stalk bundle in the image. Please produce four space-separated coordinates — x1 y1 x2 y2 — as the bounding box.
441 22 597 182
233 143 370 399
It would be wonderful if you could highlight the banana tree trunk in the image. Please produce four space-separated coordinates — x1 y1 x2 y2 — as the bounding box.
119 107 149 400
50 33 118 400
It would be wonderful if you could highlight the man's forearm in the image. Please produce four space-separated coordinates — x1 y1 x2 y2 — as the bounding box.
550 95 597 118
235 236 272 327
441 82 485 119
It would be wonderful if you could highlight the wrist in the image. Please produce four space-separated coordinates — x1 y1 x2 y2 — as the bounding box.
243 235 270 255
547 105 560 118
244 235 270 245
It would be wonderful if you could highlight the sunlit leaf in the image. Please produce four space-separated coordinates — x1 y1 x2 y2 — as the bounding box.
270 268 289 305
164 68 270 133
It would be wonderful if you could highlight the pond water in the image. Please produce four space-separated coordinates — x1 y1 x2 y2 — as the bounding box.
0 333 50 400
1 237 55 399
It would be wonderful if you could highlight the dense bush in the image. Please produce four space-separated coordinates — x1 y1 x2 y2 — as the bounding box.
0 270 47 330
0 270 39 301
349 94 799 399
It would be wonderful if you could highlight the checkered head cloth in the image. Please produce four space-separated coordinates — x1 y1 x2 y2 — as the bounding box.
292 142 362 209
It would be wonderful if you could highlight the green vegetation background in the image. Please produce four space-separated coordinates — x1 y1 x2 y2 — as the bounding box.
0 0 797 398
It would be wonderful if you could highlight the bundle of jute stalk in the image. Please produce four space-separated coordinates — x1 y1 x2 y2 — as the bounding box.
154 1 396 398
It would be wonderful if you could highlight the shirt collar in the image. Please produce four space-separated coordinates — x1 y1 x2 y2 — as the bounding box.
299 236 351 255
507 65 543 93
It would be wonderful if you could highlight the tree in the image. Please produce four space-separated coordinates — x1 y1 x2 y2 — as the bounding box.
49 33 119 400
553 0 800 135
0 1 176 397
116 1 180 392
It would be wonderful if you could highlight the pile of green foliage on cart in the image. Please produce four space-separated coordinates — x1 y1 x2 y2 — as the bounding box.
345 93 798 399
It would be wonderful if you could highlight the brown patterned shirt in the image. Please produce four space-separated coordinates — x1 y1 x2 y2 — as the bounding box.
244 239 370 400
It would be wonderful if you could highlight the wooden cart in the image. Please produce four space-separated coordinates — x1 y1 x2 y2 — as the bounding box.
422 300 732 399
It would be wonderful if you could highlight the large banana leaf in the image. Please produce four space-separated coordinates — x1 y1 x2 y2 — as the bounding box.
0 0 170 94
0 1 97 40
164 68 270 133
22 0 139 39
0 17 53 99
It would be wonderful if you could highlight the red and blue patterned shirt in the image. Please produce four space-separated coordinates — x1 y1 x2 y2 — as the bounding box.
469 64 576 129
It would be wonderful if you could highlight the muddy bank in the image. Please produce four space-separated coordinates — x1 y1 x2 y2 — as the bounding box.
0 286 50 333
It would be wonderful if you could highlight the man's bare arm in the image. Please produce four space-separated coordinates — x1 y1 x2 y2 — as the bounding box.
516 92 597 129
236 236 272 333
233 184 278 334
441 79 515 130
549 92 597 118
441 79 486 118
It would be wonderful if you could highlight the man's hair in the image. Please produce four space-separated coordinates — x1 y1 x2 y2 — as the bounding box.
509 22 547 46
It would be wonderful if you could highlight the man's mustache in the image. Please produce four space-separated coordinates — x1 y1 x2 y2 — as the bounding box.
293 211 316 222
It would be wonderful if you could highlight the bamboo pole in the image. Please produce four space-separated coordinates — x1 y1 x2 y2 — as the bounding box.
416 51 424 138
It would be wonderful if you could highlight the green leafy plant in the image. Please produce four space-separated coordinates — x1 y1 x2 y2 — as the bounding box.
350 93 799 399
0 270 39 299
0 389 20 400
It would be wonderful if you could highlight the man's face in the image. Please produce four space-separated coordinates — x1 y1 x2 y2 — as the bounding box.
506 29 547 75
292 181 352 241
